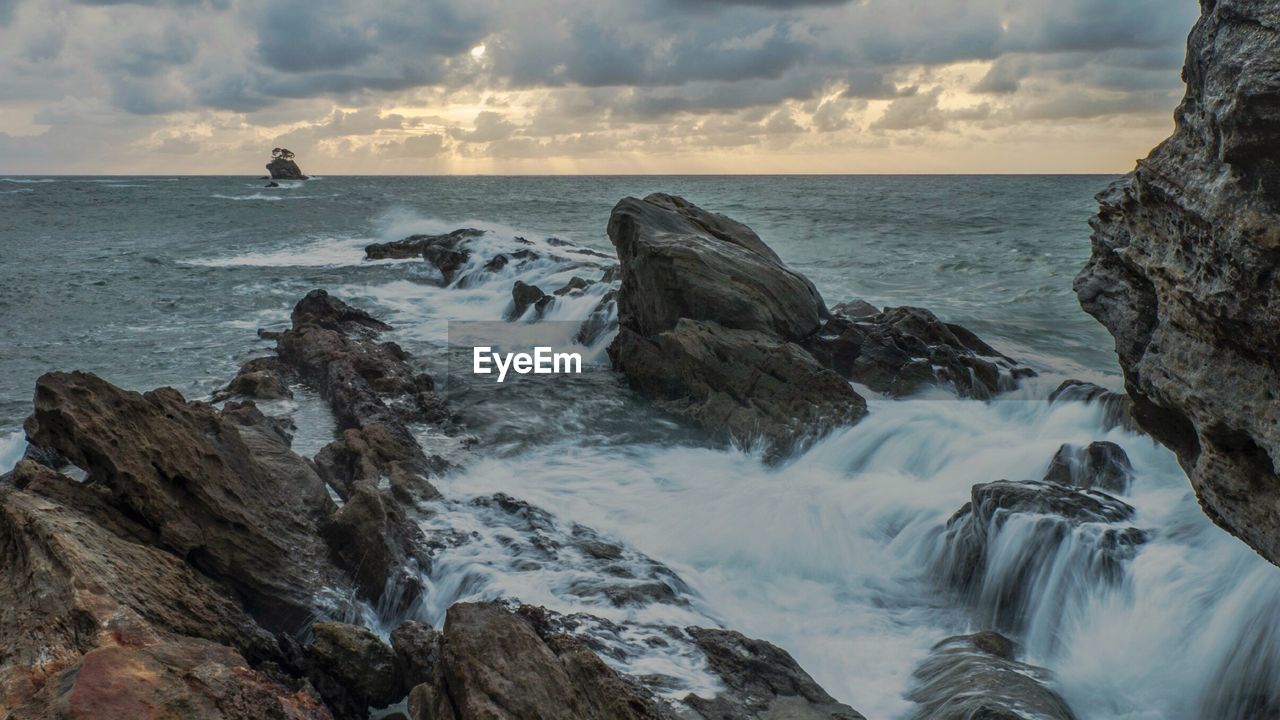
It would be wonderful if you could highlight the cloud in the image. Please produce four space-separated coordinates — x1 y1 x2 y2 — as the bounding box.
449 110 515 143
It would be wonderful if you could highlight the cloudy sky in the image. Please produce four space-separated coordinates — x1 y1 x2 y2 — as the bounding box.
0 0 1200 174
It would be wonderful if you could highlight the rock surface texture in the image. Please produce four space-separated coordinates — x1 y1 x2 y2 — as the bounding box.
266 157 307 180
1075 0 1280 565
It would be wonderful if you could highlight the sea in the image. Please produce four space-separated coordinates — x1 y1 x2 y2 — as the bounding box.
1 175 1275 719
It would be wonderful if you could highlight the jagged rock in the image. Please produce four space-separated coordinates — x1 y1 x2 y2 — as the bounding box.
406 602 668 720
607 195 865 457
1042 441 1135 494
1048 380 1138 433
23 371 340 632
684 627 865 720
365 228 484 262
610 320 866 460
266 157 307 180
318 483 430 614
608 193 827 342
905 632 1077 720
936 479 1146 636
305 623 402 720
509 280 553 320
292 288 392 337
554 276 593 296
266 181 281 188
1074 0 1280 565
804 304 1035 399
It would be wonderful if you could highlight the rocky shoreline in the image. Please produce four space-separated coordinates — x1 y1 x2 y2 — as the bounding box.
0 190 1118 719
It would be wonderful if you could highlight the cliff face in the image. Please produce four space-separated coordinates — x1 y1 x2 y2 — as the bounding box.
1076 0 1280 564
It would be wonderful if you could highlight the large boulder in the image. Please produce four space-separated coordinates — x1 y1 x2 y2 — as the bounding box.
905 632 1077 720
266 156 307 180
365 228 484 261
22 372 341 633
608 193 827 342
610 320 866 460
607 195 865 457
1074 0 1280 565
684 628 865 720
305 623 402 720
1042 441 1135 495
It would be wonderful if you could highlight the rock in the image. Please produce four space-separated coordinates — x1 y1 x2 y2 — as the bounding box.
575 289 618 346
553 276 593 296
266 155 307 180
508 280 553 320
406 602 668 720
606 195 866 458
291 288 392 337
266 181 281 188
1042 441 1135 494
390 621 439 690
905 632 1077 720
7 636 332 720
318 483 430 614
214 356 292 402
306 622 402 720
935 479 1146 637
683 627 865 720
1048 380 1138 433
23 371 341 632
364 228 484 262
608 193 827 342
804 304 1034 399
609 320 867 461
1073 0 1280 565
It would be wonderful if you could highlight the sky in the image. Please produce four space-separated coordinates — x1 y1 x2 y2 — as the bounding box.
0 0 1201 175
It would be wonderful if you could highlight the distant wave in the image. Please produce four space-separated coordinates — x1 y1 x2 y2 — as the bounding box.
212 192 322 202
0 188 34 194
0 178 57 184
183 236 378 268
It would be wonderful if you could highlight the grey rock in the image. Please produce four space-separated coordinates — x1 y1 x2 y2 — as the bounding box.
306 622 402 720
364 229 484 261
1042 441 1135 494
266 157 307 180
1074 0 1280 565
906 632 1077 720
1048 380 1138 433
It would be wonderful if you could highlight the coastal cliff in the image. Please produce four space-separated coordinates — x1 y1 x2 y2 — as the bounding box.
1076 0 1280 564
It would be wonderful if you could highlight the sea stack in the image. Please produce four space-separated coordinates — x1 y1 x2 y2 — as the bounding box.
1076 0 1280 565
266 147 307 180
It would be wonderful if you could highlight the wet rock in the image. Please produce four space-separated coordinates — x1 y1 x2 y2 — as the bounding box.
610 320 866 461
1074 0 1280 565
390 621 439 690
407 602 669 720
364 228 484 261
905 632 1077 720
266 181 281 188
292 287 392 337
214 356 292 402
23 371 341 633
684 627 866 720
804 304 1034 399
313 425 444 503
509 280 553 320
319 483 430 614
1048 380 1138 433
306 622 402 720
575 289 618 346
266 154 307 180
554 276 594 296
936 479 1146 637
608 193 827 342
1042 441 1135 494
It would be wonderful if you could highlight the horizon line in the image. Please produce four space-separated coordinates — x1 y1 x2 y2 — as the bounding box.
1 171 1127 178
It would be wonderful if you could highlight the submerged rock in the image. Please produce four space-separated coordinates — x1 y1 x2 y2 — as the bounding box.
906 632 1077 720
1074 0 1280 565
365 228 484 262
509 279 552 320
1042 441 1135 495
684 628 866 720
607 194 866 457
1048 380 1138 433
805 303 1035 399
936 478 1146 639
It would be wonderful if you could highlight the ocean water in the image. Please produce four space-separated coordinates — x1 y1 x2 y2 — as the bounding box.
1 175 1275 719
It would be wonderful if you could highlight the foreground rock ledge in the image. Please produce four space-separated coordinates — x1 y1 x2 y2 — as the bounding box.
1075 0 1280 565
